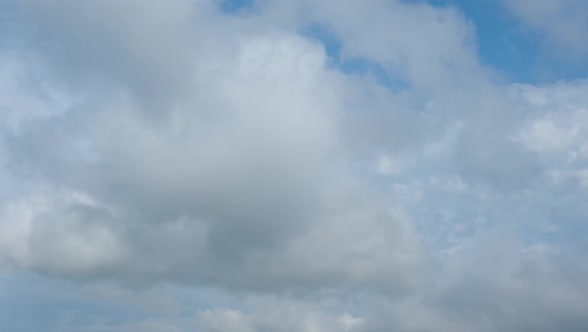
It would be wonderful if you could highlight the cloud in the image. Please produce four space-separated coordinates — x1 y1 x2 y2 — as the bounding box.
1 0 588 331
0 0 426 293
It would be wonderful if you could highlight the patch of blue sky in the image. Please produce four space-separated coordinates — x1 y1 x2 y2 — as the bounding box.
301 23 410 92
219 0 254 14
0 274 243 331
0 274 140 331
423 0 588 83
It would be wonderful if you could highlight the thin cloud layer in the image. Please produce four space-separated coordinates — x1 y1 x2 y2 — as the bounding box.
0 0 587 331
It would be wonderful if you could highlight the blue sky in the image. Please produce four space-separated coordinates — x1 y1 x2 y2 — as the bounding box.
299 0 588 84
448 0 588 82
1 1 588 331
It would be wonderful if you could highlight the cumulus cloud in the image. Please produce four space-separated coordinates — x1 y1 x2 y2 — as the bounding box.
1 0 588 331
1 0 426 293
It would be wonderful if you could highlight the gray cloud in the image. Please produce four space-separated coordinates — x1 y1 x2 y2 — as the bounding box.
0 0 425 294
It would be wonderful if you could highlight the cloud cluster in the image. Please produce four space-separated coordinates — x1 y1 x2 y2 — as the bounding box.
1 0 426 293
1 0 588 331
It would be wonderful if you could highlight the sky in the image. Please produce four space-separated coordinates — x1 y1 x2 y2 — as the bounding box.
1 0 588 331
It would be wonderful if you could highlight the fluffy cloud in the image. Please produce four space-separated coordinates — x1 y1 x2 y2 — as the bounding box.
1 0 425 293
